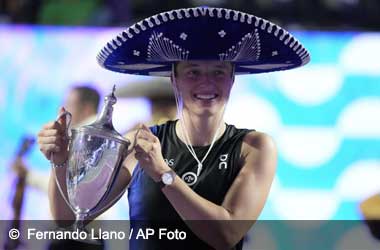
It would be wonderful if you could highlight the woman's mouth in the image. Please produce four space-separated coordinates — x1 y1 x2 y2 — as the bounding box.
193 94 219 100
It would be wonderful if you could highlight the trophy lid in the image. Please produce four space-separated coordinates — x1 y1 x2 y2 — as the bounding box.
74 85 129 145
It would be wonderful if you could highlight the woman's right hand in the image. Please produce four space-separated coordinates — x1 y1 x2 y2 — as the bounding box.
37 107 69 165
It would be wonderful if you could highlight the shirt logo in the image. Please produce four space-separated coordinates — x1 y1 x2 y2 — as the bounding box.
164 158 175 166
218 154 228 170
182 172 197 186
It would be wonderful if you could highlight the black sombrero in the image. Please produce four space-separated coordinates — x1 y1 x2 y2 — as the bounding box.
97 6 310 76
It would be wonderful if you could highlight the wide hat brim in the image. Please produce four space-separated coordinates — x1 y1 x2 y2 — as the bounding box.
97 7 310 76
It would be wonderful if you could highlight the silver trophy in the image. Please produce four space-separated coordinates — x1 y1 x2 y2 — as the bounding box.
51 85 130 236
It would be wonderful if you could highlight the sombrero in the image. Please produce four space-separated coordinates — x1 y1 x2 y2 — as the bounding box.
97 6 310 76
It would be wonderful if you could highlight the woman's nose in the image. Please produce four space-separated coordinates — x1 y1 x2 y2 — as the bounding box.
198 71 217 83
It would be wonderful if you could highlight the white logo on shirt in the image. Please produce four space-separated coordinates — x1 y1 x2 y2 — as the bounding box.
218 154 228 170
164 158 175 166
182 172 197 186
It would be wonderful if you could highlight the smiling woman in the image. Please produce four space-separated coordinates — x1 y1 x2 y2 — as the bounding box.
37 6 310 250
173 61 234 121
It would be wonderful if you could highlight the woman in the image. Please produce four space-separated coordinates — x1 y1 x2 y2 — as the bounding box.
38 6 310 250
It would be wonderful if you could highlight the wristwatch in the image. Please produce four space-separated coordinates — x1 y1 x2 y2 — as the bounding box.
158 170 176 189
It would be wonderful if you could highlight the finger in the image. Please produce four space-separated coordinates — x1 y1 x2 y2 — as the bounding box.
134 143 149 154
141 124 152 134
39 144 61 154
42 121 58 130
136 135 152 146
38 129 62 137
141 125 159 143
134 126 143 142
135 140 153 154
136 130 155 142
40 123 66 137
38 136 65 145
56 107 67 131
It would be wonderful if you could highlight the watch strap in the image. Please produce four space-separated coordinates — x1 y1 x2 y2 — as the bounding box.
158 180 166 189
157 170 175 189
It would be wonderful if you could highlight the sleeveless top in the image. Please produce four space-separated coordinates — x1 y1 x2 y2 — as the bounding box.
128 120 252 250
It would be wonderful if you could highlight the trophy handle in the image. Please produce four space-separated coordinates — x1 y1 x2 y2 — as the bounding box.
90 185 128 217
49 111 74 213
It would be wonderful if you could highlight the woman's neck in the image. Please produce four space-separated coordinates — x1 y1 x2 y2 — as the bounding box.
175 110 226 146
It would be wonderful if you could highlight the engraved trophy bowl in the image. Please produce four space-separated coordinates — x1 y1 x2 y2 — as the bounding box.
51 85 130 241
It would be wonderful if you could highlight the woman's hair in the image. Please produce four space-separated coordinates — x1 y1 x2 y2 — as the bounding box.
72 86 100 112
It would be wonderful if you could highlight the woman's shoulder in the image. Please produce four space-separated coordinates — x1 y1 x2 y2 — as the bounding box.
240 131 277 159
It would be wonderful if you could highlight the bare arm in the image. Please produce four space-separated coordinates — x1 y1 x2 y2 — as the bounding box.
360 193 380 240
161 132 277 249
135 126 277 249
37 113 74 224
360 193 380 219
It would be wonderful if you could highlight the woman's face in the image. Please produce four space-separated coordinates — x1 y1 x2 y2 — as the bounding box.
173 61 234 117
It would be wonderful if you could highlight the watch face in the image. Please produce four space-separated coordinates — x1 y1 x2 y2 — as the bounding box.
162 171 174 185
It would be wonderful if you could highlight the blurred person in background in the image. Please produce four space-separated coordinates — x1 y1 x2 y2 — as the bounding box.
0 0 41 23
12 85 100 193
116 79 177 131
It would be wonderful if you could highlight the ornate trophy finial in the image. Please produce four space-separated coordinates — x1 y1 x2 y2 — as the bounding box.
94 85 118 130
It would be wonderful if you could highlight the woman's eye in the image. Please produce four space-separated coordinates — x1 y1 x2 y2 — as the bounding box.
214 70 226 76
187 70 200 77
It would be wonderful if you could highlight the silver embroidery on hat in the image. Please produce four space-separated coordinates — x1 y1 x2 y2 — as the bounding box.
219 30 261 61
160 13 168 22
109 41 117 50
137 21 146 31
146 18 154 28
218 30 227 38
118 33 127 42
147 32 189 61
240 13 245 22
125 29 133 38
184 8 191 18
113 38 122 46
217 8 222 18
130 24 140 34
180 32 188 40
199 7 207 16
97 7 310 71
208 7 215 17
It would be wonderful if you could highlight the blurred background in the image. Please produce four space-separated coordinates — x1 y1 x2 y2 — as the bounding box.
0 0 380 249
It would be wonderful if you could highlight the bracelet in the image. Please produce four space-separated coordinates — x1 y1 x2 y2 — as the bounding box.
52 159 68 168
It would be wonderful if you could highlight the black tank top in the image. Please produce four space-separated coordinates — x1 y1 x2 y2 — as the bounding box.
128 120 252 250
